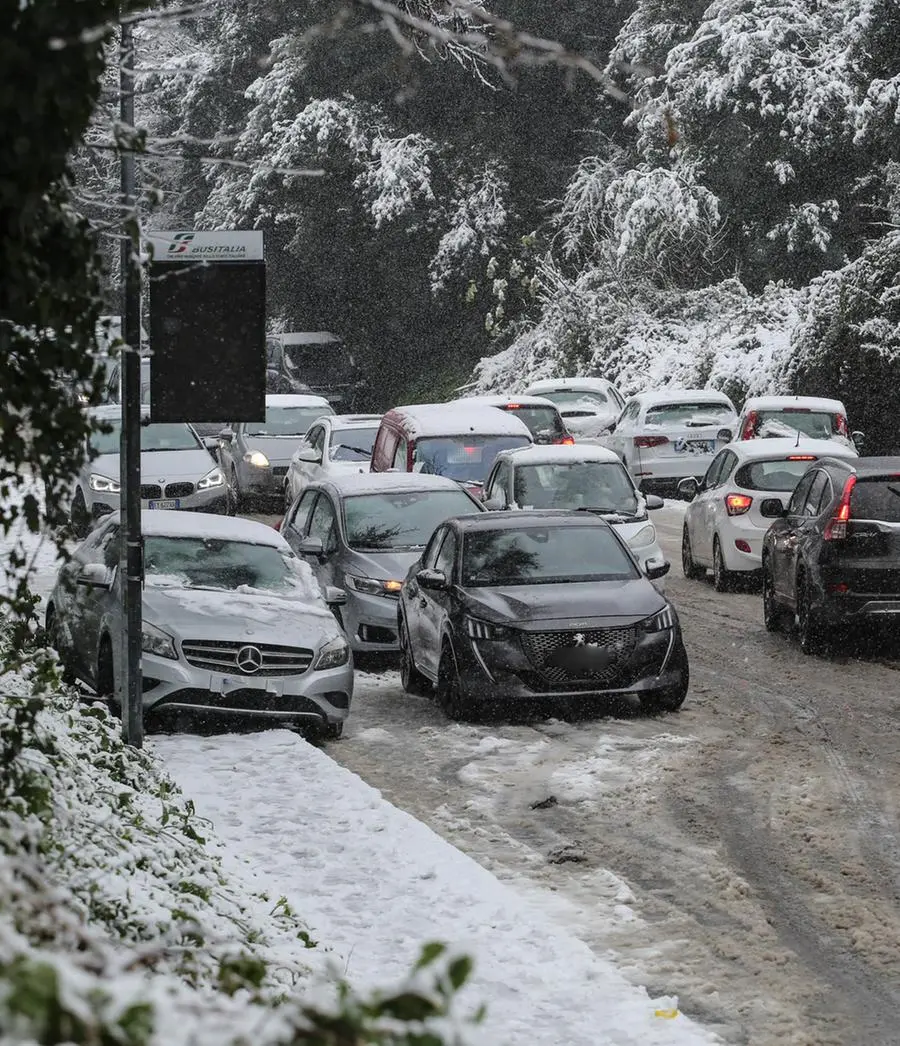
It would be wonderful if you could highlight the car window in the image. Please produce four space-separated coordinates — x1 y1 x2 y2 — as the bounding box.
288 489 318 536
488 461 510 503
330 426 378 462
620 401 640 425
308 493 338 553
734 457 822 492
422 525 446 568
246 406 330 437
851 477 900 523
502 405 566 441
754 410 841 441
434 529 458 578
787 472 816 516
803 471 829 517
393 437 408 471
702 450 731 490
645 402 734 426
412 435 531 484
307 426 326 456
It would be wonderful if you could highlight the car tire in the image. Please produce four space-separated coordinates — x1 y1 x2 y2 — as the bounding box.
646 640 689 713
399 615 431 697
46 605 76 685
762 560 789 633
797 573 827 656
70 488 90 537
436 641 478 722
712 538 734 593
226 470 241 516
681 524 705 581
320 720 343 741
97 635 116 703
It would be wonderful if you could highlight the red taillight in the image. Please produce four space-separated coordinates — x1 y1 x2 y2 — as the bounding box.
559 435 575 445
735 539 752 553
835 414 850 436
725 493 753 516
787 455 816 461
827 582 850 594
824 475 856 540
273 518 283 531
505 402 522 409
463 446 477 454
634 435 669 449
740 411 759 439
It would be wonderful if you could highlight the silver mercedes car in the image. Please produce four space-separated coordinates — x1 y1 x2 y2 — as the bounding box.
46 511 353 738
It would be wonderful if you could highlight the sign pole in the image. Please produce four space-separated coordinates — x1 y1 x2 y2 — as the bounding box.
119 16 144 748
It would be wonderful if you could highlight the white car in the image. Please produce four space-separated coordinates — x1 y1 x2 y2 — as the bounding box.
521 377 625 439
734 395 862 450
600 389 737 495
284 413 382 505
678 437 860 590
480 443 668 587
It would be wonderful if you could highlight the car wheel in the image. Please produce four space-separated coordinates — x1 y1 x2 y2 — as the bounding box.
46 605 76 685
712 538 734 593
797 573 827 656
70 488 90 537
97 635 116 703
436 641 478 722
681 524 705 581
646 640 689 713
762 560 789 633
320 720 343 741
226 470 241 515
399 615 431 697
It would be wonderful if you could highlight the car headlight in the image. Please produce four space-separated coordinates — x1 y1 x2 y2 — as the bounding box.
344 573 403 598
465 616 509 641
89 473 121 494
628 524 657 550
641 606 676 633
141 621 177 659
313 635 350 671
244 450 270 468
197 466 225 490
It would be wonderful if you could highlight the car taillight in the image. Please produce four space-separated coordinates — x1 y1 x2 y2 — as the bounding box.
725 493 753 516
835 414 850 437
740 411 759 439
824 475 856 540
558 435 575 445
273 518 283 531
787 455 816 461
634 435 669 449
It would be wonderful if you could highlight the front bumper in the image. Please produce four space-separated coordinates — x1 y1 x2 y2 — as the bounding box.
140 651 353 728
90 485 228 518
343 591 400 652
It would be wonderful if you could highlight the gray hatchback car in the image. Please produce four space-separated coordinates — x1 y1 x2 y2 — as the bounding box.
280 472 485 653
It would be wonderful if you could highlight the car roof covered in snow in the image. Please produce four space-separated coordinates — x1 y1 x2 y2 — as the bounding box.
728 437 859 462
740 395 847 414
455 394 560 410
312 471 485 498
264 394 333 409
494 443 622 467
523 377 618 394
632 389 736 410
383 403 533 440
88 404 154 422
329 413 383 428
121 510 288 546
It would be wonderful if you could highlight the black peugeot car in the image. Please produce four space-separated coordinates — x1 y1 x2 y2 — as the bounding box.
761 455 900 653
397 511 687 720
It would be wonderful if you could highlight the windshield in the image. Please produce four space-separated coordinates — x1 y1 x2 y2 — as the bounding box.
512 461 639 513
91 420 198 455
283 343 355 385
413 435 531 484
645 403 734 426
330 426 379 462
343 489 478 550
143 536 306 592
754 410 841 441
540 390 609 410
462 525 638 587
851 478 900 523
734 458 821 492
248 406 333 437
501 406 566 442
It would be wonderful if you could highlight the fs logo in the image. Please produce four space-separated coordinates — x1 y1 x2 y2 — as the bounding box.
168 232 194 254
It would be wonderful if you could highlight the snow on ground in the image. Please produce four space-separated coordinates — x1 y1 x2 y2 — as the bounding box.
156 729 722 1046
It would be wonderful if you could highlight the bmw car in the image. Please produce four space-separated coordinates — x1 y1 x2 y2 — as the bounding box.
398 511 686 720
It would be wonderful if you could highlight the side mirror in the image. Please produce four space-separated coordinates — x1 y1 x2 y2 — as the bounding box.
298 536 325 558
851 430 865 448
676 476 700 500
416 568 447 591
296 447 322 463
644 559 671 581
217 428 234 443
324 585 347 607
717 427 734 443
645 494 665 510
482 496 505 511
76 563 116 589
760 498 787 519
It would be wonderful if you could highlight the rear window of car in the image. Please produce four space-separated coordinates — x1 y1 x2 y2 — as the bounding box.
754 410 840 440
851 478 900 523
734 458 820 492
412 435 531 484
499 405 566 441
645 403 733 426
542 390 610 408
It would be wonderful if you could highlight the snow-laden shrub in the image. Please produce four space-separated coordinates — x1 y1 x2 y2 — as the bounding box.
777 231 900 453
0 609 480 1045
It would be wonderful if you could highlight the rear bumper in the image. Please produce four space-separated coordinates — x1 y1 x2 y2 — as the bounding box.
718 518 769 572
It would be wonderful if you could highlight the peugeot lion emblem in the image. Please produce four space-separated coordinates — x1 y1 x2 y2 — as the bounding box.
236 645 263 674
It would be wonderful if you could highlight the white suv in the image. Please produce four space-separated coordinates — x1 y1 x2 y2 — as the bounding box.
734 395 862 450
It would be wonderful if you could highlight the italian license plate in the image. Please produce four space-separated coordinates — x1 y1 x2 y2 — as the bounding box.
674 439 713 454
148 499 181 509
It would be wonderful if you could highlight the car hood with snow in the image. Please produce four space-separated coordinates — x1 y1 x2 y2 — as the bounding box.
91 447 217 483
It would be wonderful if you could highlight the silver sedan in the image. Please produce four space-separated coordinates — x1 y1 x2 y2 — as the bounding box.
46 511 353 738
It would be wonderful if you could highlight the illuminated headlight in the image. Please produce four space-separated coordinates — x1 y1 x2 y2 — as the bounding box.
344 574 402 597
628 524 657 550
141 621 177 659
89 473 121 494
313 635 350 671
198 466 225 489
244 450 270 468
465 616 509 641
641 606 676 633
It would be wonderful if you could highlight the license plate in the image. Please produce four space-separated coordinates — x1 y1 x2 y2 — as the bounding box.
148 498 181 509
674 439 713 454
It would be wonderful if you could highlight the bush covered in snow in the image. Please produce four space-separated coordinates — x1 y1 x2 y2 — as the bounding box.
0 609 479 1046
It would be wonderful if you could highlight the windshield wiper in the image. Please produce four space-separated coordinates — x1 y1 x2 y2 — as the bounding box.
574 506 634 516
335 445 372 457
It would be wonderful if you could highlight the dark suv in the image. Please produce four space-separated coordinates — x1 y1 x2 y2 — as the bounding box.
761 456 900 653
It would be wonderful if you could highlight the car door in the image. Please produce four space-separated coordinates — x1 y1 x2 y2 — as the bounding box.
216 421 239 484
793 470 833 601
404 525 445 662
772 470 824 604
687 451 727 564
290 425 325 499
302 490 341 591
281 489 319 554
704 449 737 561
56 522 111 675
77 523 120 680
613 401 640 464
418 527 458 677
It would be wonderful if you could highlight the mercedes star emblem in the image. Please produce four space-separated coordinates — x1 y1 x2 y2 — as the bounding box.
236 645 263 674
